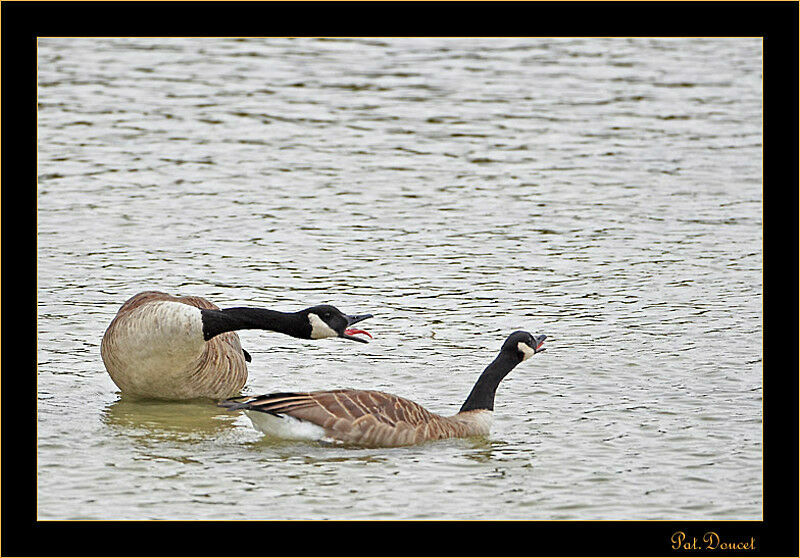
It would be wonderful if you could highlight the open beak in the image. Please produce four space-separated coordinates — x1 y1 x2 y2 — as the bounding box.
342 313 373 343
533 334 547 353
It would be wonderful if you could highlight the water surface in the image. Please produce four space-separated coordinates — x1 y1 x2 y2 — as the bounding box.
37 38 762 520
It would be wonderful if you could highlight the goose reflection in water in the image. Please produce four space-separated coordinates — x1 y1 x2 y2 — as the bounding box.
100 397 239 442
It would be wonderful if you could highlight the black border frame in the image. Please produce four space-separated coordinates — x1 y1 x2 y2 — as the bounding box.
5 1 797 556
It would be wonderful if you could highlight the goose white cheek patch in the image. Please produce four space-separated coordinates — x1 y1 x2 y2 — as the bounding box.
518 341 536 361
308 313 338 339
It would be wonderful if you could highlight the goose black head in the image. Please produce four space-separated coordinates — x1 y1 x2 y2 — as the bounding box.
502 330 547 361
302 304 373 343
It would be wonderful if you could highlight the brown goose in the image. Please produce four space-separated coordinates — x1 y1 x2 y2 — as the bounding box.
219 330 546 447
100 291 373 400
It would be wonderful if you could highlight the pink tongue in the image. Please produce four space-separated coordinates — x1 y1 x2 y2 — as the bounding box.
345 328 372 339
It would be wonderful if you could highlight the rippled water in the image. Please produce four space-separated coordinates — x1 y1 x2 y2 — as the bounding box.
37 38 762 520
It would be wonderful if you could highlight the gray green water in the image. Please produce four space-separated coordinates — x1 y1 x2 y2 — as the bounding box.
37 37 762 520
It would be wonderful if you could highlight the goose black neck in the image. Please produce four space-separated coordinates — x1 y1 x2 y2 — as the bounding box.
200 308 307 341
459 351 522 412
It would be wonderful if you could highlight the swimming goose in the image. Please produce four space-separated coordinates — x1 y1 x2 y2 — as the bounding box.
219 330 546 447
100 291 373 400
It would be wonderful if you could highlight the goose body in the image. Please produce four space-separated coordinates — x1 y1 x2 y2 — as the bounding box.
101 291 372 400
221 331 546 447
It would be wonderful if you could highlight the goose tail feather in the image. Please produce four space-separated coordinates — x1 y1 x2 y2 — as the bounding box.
218 392 307 413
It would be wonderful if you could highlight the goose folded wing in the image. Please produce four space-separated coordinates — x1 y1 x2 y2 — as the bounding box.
223 389 444 446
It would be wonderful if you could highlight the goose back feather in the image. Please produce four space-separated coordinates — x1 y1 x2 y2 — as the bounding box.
101 291 248 400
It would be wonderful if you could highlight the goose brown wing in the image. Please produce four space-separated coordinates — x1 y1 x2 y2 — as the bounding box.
222 390 434 424
313 389 440 426
222 390 448 446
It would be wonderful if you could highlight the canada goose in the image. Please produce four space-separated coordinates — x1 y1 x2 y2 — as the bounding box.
219 330 546 447
100 291 373 400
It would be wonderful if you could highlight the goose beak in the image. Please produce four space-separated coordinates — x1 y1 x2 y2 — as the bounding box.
342 313 373 343
533 334 547 353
